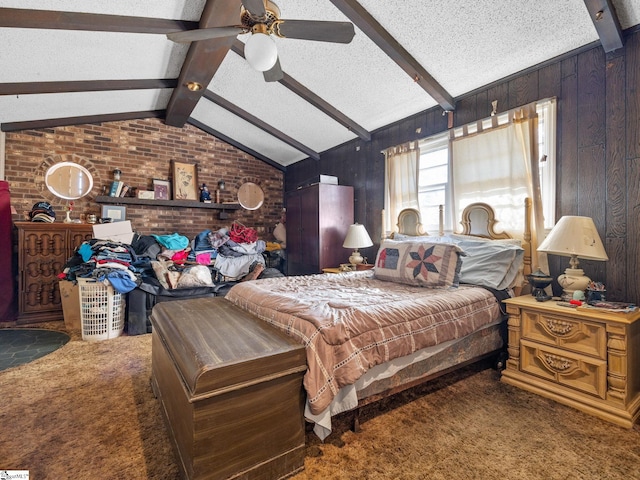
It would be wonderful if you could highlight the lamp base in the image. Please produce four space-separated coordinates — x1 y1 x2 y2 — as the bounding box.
557 267 591 301
348 250 364 265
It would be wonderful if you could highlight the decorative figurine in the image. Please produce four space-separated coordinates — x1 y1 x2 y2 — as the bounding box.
199 183 212 203
64 201 74 223
527 269 553 302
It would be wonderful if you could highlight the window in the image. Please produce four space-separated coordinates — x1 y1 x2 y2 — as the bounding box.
417 133 449 232
536 98 557 230
415 98 556 233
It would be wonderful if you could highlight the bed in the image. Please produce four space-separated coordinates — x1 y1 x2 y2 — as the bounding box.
225 200 533 439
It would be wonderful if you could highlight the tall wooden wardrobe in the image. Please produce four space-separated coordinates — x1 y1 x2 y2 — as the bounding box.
285 183 354 275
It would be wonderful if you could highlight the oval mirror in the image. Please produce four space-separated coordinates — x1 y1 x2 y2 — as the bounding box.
237 182 264 210
45 162 94 200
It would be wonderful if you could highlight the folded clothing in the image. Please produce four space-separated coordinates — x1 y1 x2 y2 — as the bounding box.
98 270 138 294
152 233 189 250
31 212 55 223
29 201 56 220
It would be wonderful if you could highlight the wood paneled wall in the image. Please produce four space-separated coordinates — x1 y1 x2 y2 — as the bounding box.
287 29 640 304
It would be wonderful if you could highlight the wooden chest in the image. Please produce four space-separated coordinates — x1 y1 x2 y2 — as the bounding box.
150 297 307 480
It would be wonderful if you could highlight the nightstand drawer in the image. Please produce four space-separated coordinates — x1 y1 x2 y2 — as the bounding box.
520 339 607 399
521 309 606 359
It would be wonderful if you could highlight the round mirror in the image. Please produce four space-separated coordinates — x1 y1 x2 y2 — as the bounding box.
45 162 94 200
237 182 264 210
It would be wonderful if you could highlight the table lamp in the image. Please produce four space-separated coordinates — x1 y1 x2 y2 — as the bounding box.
537 215 608 300
343 223 373 265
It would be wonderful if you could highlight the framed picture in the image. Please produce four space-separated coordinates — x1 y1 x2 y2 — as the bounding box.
101 205 126 222
172 160 198 200
153 178 171 200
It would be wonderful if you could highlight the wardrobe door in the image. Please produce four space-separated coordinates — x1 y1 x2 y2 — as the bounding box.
285 184 353 275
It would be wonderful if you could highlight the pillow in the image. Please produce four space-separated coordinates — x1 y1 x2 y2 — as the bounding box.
453 238 524 290
383 234 525 289
374 240 464 288
391 233 455 244
390 232 521 247
398 233 524 290
446 233 522 247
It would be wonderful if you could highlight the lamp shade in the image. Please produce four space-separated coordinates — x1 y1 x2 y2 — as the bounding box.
244 33 278 72
537 215 608 261
343 224 373 249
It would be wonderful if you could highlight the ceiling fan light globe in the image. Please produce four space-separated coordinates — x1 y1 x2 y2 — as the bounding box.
245 33 278 72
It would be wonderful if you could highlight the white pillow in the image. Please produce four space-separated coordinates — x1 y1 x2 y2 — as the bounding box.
458 242 523 289
446 233 522 247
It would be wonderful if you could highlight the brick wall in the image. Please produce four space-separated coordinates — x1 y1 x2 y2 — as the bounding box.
4 118 284 240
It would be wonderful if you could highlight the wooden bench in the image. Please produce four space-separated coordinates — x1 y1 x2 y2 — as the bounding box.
150 297 307 480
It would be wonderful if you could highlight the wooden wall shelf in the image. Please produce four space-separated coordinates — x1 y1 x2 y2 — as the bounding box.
95 196 241 210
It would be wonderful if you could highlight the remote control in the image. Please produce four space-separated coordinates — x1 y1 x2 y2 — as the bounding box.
556 301 578 308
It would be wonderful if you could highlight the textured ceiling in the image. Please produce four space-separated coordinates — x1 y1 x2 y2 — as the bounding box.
1 0 639 167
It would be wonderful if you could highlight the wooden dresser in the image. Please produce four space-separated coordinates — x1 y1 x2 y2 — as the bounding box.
502 295 640 428
15 221 93 324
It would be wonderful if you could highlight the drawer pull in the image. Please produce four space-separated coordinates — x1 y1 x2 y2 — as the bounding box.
545 318 573 335
543 353 573 372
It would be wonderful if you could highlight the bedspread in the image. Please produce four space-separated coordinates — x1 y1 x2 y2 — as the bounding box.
225 271 502 415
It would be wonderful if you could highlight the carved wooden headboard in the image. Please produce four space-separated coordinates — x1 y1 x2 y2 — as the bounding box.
396 208 425 236
459 199 532 281
389 199 533 286
459 202 511 239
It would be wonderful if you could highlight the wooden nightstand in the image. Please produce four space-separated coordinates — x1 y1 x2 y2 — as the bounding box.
501 295 640 428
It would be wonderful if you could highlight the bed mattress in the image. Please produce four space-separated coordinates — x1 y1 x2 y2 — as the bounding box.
225 270 503 416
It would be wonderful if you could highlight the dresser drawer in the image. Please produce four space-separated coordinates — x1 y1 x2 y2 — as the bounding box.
521 309 606 359
520 339 607 399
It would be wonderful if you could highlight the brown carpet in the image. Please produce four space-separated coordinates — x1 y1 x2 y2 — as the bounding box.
0 332 638 480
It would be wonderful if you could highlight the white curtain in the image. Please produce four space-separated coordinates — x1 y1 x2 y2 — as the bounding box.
452 122 530 231
383 143 419 237
452 104 548 272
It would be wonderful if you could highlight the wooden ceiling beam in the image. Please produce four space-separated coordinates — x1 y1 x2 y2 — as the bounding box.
0 79 177 96
329 0 455 111
230 40 371 142
582 0 624 52
0 7 197 33
189 118 286 172
165 0 240 127
203 90 320 161
1 110 165 132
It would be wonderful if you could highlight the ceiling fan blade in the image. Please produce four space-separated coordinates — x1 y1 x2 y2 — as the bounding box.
241 0 267 18
263 57 284 82
275 20 355 44
167 26 242 44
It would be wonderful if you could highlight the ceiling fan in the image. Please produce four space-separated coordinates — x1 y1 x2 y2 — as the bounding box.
167 0 355 82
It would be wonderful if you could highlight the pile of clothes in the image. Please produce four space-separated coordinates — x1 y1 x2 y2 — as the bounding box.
188 225 266 281
60 223 268 294
60 239 140 294
29 201 56 223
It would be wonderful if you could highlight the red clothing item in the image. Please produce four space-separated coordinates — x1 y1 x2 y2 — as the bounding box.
171 250 189 265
